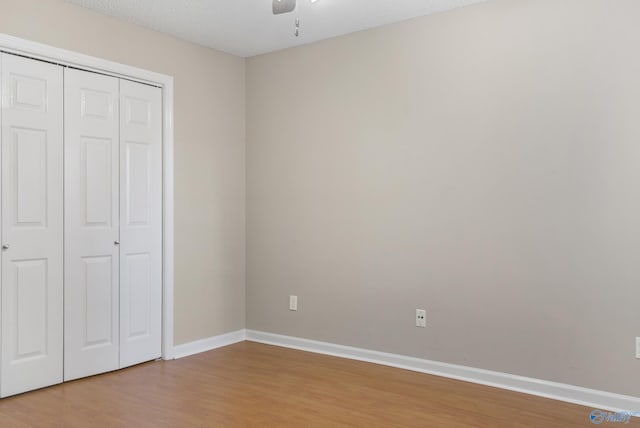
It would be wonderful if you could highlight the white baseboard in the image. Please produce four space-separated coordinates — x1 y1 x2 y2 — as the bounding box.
245 329 640 413
173 329 247 359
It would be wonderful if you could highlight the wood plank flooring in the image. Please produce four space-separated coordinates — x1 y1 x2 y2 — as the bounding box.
0 341 635 427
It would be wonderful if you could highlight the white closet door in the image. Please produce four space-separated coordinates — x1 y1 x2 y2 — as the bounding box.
64 68 120 381
0 53 64 397
119 80 162 368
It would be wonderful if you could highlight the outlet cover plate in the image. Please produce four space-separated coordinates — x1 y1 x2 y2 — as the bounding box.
289 295 298 311
416 309 426 328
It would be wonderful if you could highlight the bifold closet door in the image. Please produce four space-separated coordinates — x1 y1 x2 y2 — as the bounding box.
65 69 162 379
64 68 120 381
0 53 64 397
119 80 162 368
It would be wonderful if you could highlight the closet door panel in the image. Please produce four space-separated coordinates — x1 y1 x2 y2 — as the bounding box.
119 80 162 368
64 68 120 381
0 53 64 397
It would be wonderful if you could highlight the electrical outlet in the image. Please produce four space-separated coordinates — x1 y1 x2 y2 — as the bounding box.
416 309 426 328
289 295 298 311
636 337 640 359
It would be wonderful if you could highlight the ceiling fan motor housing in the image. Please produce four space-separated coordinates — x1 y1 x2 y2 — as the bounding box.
273 0 296 14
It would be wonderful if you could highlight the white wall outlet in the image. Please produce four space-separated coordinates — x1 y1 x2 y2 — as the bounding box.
416 309 426 328
636 337 640 359
289 295 298 311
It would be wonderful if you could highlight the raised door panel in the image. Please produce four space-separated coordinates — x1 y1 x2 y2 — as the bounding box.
64 68 120 381
83 137 114 227
1 53 64 397
8 259 48 359
119 80 162 368
82 256 115 347
124 253 150 340
14 129 47 226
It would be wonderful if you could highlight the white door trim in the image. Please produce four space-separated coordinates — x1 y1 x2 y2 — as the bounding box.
0 33 175 360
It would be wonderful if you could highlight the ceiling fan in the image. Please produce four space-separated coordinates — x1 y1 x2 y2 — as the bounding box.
273 0 319 36
272 0 297 15
273 0 319 15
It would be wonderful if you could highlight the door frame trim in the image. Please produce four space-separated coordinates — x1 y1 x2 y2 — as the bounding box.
0 33 175 360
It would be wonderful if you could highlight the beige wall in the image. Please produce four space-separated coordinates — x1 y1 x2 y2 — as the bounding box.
0 0 246 345
247 0 640 396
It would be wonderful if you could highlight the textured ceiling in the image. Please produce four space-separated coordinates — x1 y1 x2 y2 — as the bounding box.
65 0 488 57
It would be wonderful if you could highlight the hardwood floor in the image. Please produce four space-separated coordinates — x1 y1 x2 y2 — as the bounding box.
0 341 635 427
